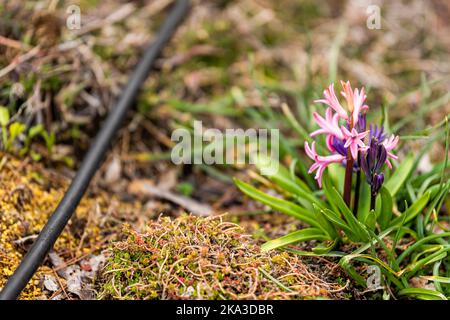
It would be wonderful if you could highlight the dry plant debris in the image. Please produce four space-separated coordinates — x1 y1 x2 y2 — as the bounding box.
97 214 349 300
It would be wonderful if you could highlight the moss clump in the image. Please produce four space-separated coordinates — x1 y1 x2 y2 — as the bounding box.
97 215 348 300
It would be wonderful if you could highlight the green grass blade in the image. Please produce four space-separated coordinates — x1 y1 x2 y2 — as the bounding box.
396 232 450 265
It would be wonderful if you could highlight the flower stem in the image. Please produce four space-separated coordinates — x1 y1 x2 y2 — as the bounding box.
343 118 354 208
370 191 376 211
353 155 361 215
343 150 353 208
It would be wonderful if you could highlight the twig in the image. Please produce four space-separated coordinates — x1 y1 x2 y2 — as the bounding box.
52 269 70 300
0 46 40 80
13 234 39 246
73 4 136 36
0 36 27 50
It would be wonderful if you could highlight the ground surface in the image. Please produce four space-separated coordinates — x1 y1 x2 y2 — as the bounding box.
0 0 449 299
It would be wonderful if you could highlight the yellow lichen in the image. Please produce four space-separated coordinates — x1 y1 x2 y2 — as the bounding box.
0 153 141 299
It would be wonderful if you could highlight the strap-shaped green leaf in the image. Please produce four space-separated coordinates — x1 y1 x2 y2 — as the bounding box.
389 191 430 227
398 288 447 300
328 186 369 242
376 187 393 230
320 207 357 241
253 154 323 210
384 153 414 196
234 178 318 228
261 228 329 251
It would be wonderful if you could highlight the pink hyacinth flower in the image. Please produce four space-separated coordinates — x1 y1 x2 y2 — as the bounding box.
382 134 399 168
310 107 345 140
305 141 346 188
314 83 348 120
342 126 368 160
340 81 369 127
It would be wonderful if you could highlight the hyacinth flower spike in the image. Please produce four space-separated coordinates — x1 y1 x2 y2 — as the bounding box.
306 80 399 214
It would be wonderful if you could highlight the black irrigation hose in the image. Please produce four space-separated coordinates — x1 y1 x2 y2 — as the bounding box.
0 0 190 300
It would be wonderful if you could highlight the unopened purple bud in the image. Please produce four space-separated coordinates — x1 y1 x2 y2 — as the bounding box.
356 113 367 133
361 135 388 196
373 143 387 172
369 124 386 144
372 173 384 195
361 153 370 180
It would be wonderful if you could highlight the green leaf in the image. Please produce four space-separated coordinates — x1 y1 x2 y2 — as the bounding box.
285 247 345 257
320 207 357 241
28 124 44 138
396 232 450 265
280 102 311 144
339 227 406 289
384 153 414 196
424 181 450 227
398 288 447 300
377 187 393 230
340 253 404 289
323 177 340 213
421 275 450 284
312 239 338 254
401 247 450 278
312 204 338 238
389 191 430 227
438 117 449 190
30 150 42 161
327 163 345 194
0 106 9 127
363 210 377 232
8 122 25 141
41 131 56 154
328 186 369 242
234 179 319 228
6 122 25 150
261 228 329 251
253 155 322 210
356 178 371 224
